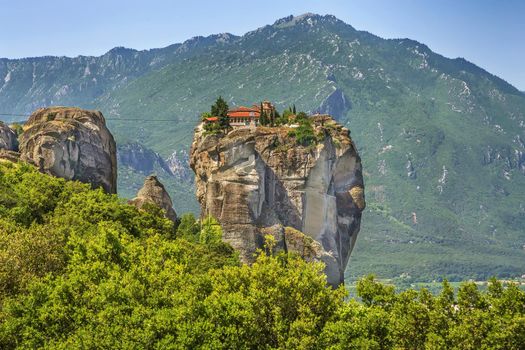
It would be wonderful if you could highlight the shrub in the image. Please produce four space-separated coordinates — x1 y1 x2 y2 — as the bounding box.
294 120 316 146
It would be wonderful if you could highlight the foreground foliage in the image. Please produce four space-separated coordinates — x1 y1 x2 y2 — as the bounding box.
0 163 524 349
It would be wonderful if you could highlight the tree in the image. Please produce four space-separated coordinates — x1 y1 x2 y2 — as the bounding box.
282 107 293 119
203 120 221 135
259 111 269 126
287 112 316 146
259 102 269 126
295 111 308 123
211 96 230 130
356 275 396 308
176 213 200 241
199 216 222 244
273 109 280 123
292 104 296 114
3 162 525 349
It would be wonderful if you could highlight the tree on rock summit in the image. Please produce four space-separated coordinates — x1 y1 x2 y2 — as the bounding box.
211 96 230 130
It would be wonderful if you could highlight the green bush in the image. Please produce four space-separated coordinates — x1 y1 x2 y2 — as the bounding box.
1 162 524 349
203 120 222 135
289 117 317 146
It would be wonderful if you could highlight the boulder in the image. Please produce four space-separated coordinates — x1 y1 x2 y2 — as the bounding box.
19 107 117 193
0 121 18 151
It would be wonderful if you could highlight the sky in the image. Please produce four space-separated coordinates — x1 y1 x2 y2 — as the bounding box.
1 0 524 90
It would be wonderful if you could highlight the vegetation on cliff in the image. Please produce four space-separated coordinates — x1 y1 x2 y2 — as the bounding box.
202 96 231 135
201 97 330 148
0 162 524 348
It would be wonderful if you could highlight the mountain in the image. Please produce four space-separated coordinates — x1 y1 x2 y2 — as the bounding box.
0 14 524 282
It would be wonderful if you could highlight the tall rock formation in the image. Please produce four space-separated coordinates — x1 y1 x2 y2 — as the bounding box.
0 121 18 151
19 107 117 193
0 121 20 162
129 175 177 223
190 115 365 286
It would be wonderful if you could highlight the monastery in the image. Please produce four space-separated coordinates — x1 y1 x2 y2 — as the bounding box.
205 100 275 127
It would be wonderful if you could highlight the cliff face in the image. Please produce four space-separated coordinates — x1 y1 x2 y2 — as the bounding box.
0 122 19 163
19 107 117 193
0 122 18 151
129 175 178 223
190 116 365 286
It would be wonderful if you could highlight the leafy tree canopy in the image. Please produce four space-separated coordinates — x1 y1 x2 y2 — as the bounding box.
1 162 524 349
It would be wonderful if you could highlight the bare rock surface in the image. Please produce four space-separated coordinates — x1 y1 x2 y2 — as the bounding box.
0 150 21 163
0 122 18 151
129 175 177 222
19 107 117 193
190 115 365 286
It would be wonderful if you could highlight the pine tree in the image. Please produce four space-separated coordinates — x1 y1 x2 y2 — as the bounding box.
211 96 230 130
292 104 296 114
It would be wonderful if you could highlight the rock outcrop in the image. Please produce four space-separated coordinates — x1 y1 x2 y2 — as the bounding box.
190 115 365 286
0 121 18 151
129 175 177 222
19 107 117 193
0 150 22 163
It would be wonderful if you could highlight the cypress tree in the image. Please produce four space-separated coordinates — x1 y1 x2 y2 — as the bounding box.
260 102 265 126
260 112 269 126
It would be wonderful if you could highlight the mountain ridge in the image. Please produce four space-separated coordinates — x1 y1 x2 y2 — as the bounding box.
1 14 521 117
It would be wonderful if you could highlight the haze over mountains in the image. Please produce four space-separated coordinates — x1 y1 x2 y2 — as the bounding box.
1 13 524 282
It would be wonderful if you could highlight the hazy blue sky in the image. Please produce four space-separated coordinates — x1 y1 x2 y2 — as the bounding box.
1 0 524 89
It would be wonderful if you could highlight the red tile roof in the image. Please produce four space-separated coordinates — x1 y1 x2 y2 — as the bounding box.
227 106 260 118
228 111 260 118
229 106 258 112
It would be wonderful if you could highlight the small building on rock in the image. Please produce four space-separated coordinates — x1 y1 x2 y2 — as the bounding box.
205 100 275 128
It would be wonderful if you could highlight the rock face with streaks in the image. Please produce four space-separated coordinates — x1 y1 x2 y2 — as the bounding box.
129 175 177 223
0 121 18 151
19 107 117 193
190 115 365 286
